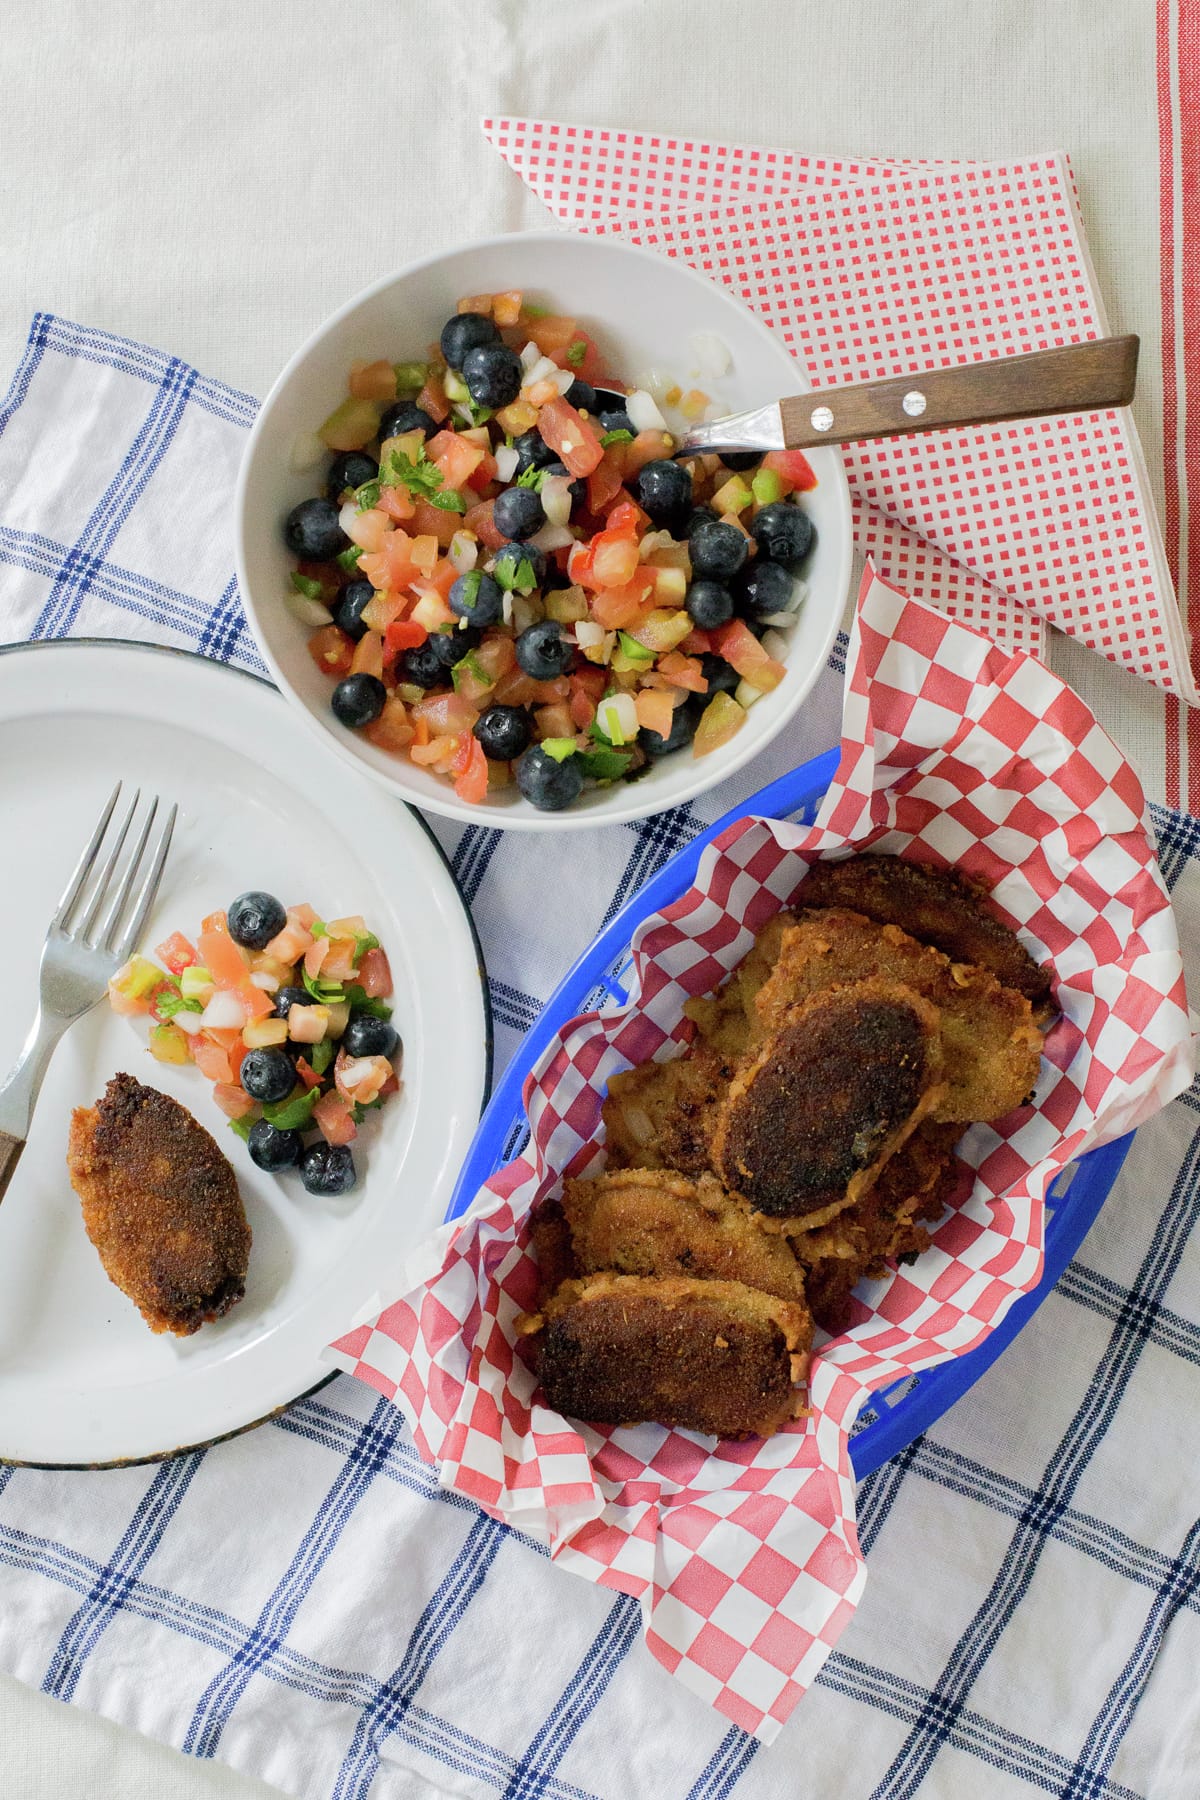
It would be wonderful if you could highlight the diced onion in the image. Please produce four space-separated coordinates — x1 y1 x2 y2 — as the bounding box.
519 340 541 372
688 331 732 378
501 590 514 627
449 530 479 575
494 444 520 482
759 611 798 629
597 692 638 746
289 430 326 472
249 971 280 991
523 354 558 387
174 1011 203 1036
336 1056 376 1090
551 367 576 395
511 594 540 634
633 367 672 401
200 991 246 1031
530 522 575 553
638 529 678 561
541 474 573 527
285 591 334 628
338 500 360 537
627 389 668 433
735 678 764 709
761 629 790 661
575 621 606 649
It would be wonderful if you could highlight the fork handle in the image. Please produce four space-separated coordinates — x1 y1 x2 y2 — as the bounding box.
0 1131 24 1206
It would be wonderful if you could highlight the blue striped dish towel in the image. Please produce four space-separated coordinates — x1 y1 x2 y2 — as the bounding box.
0 313 1197 1800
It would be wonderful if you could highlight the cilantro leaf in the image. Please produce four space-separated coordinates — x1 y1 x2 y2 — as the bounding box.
428 488 467 513
343 983 393 1021
381 448 441 499
263 1087 322 1130
154 992 203 1020
228 1115 255 1142
516 465 547 491
600 428 633 448
454 570 483 612
310 920 328 939
464 400 493 426
577 743 634 782
522 301 550 319
565 340 587 368
351 1097 385 1124
336 544 364 571
354 477 382 512
308 1038 334 1076
451 649 489 693
290 571 325 601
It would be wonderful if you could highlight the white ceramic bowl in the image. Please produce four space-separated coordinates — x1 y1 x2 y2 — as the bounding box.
235 231 852 830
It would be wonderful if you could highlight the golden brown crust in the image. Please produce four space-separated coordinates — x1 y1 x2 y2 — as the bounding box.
531 1274 811 1439
710 981 945 1225
67 1073 251 1336
754 909 1043 1124
794 854 1054 1013
560 1167 809 1304
528 1197 579 1304
602 1041 726 1175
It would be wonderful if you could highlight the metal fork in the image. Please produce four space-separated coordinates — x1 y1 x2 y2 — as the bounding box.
0 783 177 1204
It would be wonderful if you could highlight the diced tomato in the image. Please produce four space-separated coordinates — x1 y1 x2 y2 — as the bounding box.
693 691 748 756
762 448 818 492
212 1080 256 1120
198 930 250 992
464 498 506 551
154 931 197 975
711 618 787 692
627 608 692 654
201 910 228 935
349 631 384 680
474 633 517 683
409 585 455 631
362 591 406 632
567 538 596 588
193 1039 234 1084
322 938 359 981
265 924 315 965
492 289 522 326
656 651 708 693
635 688 677 739
489 669 542 708
334 1051 394 1107
681 628 714 656
314 1089 358 1145
346 507 393 554
586 456 624 514
308 625 355 680
410 733 459 770
466 451 497 492
535 701 576 740
568 685 596 730
624 431 676 475
592 534 641 589
416 372 449 423
305 936 329 979
427 430 486 489
294 1056 323 1091
414 691 480 735
452 731 489 804
426 556 458 599
591 574 658 630
525 313 579 357
364 694 416 752
357 947 393 998
606 496 651 535
236 983 275 1025
378 485 416 523
294 560 341 603
536 397 604 478
379 1072 401 1098
452 657 497 707
383 619 427 656
349 359 397 403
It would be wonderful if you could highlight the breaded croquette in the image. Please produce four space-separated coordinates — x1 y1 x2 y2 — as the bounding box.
522 1273 811 1438
67 1073 251 1335
603 1040 726 1175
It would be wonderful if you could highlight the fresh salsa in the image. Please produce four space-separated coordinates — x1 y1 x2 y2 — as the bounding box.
282 292 818 811
107 889 400 1196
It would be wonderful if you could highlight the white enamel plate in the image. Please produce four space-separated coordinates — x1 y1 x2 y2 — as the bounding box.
0 641 490 1466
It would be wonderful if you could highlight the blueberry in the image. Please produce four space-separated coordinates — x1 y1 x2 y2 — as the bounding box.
719 450 762 473
462 343 523 409
541 460 585 505
474 704 532 761
343 1013 399 1059
598 409 635 436
512 429 557 477
514 620 573 680
227 891 287 950
685 580 734 630
283 497 348 562
633 459 694 526
592 388 628 413
699 653 740 697
440 312 501 369
299 1141 357 1197
429 624 480 666
379 401 437 441
402 642 449 689
493 485 545 541
565 378 596 412
493 541 546 594
749 502 815 569
640 702 697 759
326 451 377 499
449 571 504 626
273 985 311 1019
331 673 386 728
735 558 796 622
334 579 375 640
516 745 584 811
689 520 749 582
684 505 719 539
240 1047 298 1104
247 1120 304 1173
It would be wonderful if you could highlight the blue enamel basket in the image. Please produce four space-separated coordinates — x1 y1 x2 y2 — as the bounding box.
445 749 1133 1480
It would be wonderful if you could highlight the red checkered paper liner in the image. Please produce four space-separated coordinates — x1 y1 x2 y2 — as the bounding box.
483 116 1197 699
329 566 1193 1741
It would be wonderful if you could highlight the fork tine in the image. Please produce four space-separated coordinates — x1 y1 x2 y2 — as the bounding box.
78 789 143 943
54 782 122 932
95 795 158 951
113 803 177 962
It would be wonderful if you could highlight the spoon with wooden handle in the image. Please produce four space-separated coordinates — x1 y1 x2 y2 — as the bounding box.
674 335 1139 456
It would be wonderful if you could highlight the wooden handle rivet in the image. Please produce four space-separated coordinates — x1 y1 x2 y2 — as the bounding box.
902 390 927 417
810 404 834 432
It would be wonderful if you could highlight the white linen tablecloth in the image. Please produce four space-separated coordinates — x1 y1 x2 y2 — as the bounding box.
0 3 1191 1796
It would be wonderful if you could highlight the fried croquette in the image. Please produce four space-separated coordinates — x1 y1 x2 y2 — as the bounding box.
794 854 1053 1013
754 909 1043 1123
603 1040 726 1175
710 981 946 1225
528 1196 579 1303
560 1167 809 1304
521 1273 811 1438
67 1073 251 1335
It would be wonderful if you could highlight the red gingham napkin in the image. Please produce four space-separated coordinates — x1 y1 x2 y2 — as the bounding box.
329 565 1195 1742
481 117 1197 701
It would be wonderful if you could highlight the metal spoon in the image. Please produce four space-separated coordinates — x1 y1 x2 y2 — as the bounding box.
675 335 1139 456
